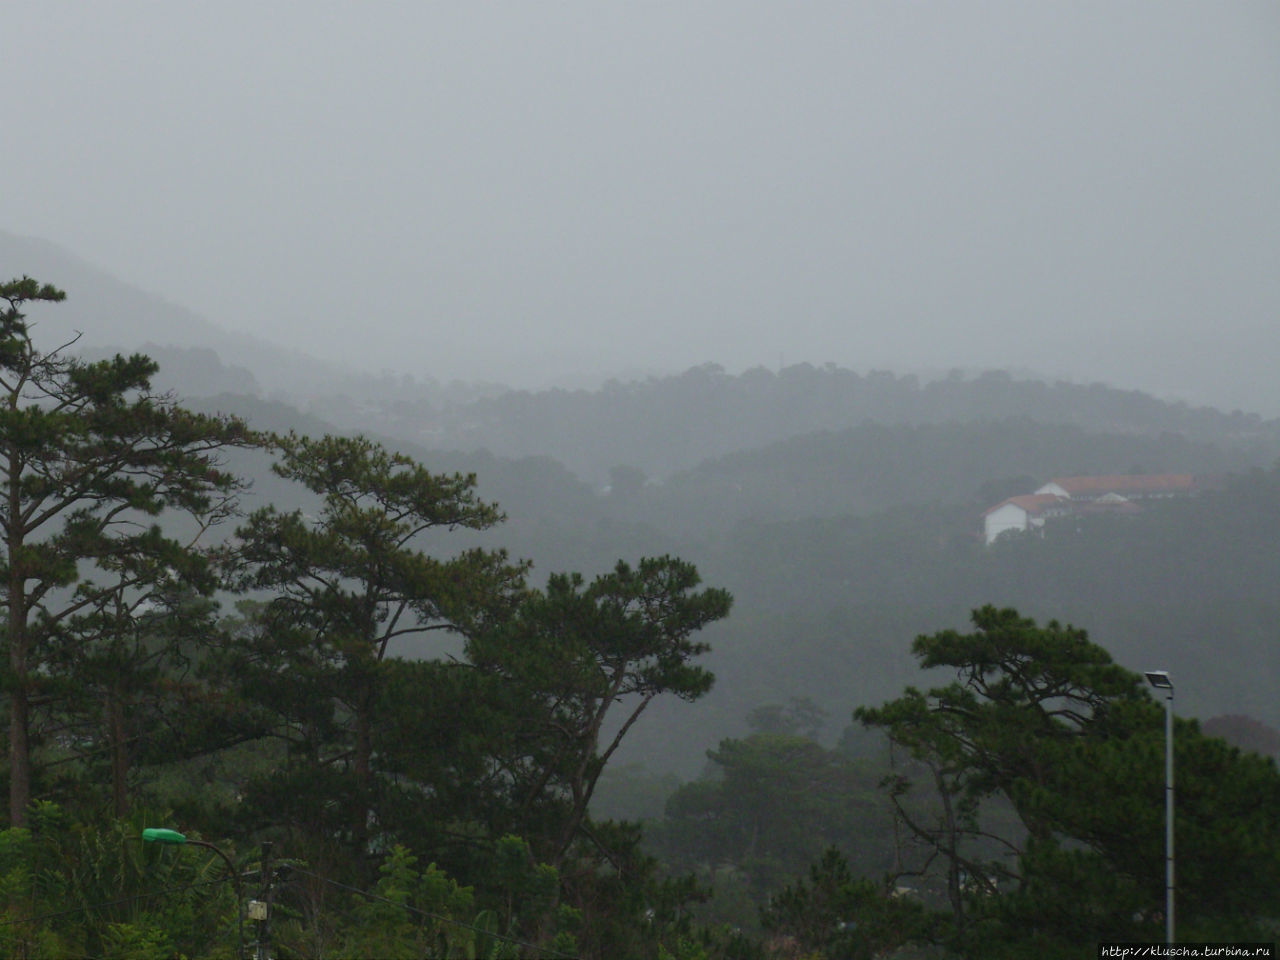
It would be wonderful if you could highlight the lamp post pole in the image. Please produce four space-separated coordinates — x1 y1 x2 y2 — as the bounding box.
143 828 245 959
255 840 274 960
1144 671 1174 945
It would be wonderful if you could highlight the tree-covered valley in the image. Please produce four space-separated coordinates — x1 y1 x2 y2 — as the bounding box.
2 273 1278 958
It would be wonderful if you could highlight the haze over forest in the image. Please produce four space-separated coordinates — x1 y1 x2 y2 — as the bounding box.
5 235 1280 953
4 0 1280 772
7 225 1280 773
4 4 1280 954
5 2 1279 413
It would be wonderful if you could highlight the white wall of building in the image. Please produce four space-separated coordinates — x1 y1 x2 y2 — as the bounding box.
984 503 1030 545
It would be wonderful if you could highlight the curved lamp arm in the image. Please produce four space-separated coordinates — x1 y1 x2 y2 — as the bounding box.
143 828 245 958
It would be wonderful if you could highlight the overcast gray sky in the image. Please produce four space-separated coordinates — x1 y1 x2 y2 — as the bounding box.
4 2 1279 410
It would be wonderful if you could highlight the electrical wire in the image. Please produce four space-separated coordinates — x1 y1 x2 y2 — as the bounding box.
289 867 579 960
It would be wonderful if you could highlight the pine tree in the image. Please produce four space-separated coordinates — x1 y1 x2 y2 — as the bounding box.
0 277 255 825
231 432 527 857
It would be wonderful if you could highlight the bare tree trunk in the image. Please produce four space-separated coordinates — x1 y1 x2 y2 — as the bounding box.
352 683 373 854
936 766 965 932
8 547 30 827
9 676 29 827
108 692 130 819
890 741 904 876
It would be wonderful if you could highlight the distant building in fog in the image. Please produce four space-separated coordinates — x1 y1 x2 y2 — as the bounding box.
982 494 1072 544
983 474 1207 545
1034 474 1197 500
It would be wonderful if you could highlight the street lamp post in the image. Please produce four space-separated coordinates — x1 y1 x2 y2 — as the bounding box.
1144 671 1174 945
142 828 245 959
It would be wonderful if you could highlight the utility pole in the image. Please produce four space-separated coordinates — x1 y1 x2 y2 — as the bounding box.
1145 671 1175 944
249 841 275 960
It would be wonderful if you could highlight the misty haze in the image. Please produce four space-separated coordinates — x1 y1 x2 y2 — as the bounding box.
2 3 1279 956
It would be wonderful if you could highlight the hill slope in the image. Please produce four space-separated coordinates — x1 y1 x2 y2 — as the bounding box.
423 364 1280 481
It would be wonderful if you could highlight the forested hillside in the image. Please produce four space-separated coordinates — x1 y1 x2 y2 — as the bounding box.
151 354 1280 774
425 363 1280 481
0 277 732 958
3 274 1278 956
53 302 1279 780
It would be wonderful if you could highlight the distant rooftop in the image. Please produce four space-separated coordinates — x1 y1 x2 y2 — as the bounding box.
1039 474 1197 496
983 493 1068 518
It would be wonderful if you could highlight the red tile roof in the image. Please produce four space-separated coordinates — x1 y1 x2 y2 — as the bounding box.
1044 474 1196 496
983 494 1068 517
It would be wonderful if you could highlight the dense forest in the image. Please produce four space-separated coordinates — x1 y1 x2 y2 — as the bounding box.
424 362 1280 482
2 277 1278 958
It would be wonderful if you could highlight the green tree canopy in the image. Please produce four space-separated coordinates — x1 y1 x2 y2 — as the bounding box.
231 432 527 858
856 606 1280 952
466 556 732 867
0 277 256 826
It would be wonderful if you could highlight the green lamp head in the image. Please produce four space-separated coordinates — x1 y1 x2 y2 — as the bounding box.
142 828 188 845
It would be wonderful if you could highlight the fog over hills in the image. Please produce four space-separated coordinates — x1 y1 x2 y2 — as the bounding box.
7 4 1279 417
6 231 1278 485
5 235 1280 778
5 6 1280 944
0 230 338 398
0 230 511 415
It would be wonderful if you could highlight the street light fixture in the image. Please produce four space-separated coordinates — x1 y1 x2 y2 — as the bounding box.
142 828 245 958
1143 671 1174 945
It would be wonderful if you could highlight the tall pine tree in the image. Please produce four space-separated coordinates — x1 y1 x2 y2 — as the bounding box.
0 277 255 825
231 432 527 858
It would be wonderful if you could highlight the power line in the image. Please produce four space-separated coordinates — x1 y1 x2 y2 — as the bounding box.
290 867 579 960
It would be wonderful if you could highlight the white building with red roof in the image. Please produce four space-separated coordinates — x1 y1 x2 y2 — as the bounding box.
982 493 1071 545
983 474 1208 545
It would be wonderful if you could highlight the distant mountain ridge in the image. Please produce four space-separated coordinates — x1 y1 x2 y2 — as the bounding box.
423 363 1280 482
8 234 1280 777
1 230 518 417
7 230 1277 489
0 229 356 398
608 418 1263 535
